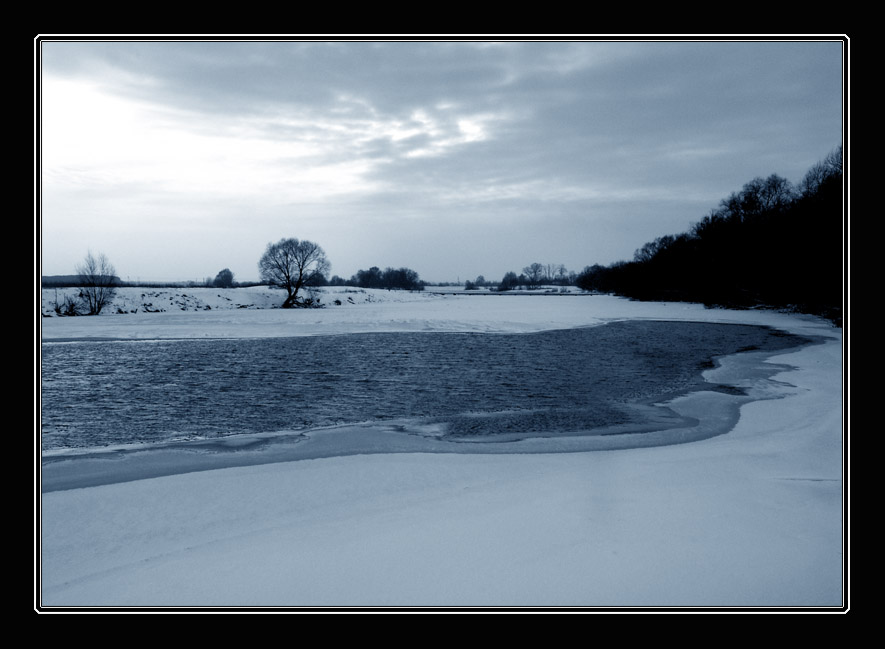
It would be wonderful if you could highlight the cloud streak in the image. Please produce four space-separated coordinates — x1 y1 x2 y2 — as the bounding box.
39 38 844 283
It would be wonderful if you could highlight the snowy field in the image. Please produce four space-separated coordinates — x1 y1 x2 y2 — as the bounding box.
37 287 846 610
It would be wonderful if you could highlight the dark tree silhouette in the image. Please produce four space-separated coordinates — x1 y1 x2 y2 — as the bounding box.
76 251 118 315
497 271 519 292
381 267 424 291
350 266 424 290
213 268 235 288
575 146 843 324
259 238 330 308
799 145 842 198
351 266 384 289
522 263 544 289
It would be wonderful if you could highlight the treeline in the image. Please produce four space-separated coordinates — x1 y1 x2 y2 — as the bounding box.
458 264 578 291
494 263 577 291
328 266 425 291
42 274 122 287
576 146 844 324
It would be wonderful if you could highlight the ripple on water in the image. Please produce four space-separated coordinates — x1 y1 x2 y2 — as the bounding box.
40 320 812 452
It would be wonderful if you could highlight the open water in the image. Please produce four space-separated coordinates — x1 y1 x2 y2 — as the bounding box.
40 320 811 453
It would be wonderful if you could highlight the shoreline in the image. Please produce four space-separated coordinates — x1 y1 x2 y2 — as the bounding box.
40 335 816 493
38 295 844 608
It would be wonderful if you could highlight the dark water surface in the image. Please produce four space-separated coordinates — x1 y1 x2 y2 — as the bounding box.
41 321 810 453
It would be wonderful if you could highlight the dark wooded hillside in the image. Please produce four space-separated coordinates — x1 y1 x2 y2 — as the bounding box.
576 146 844 325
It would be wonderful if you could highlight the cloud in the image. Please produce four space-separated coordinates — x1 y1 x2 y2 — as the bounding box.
39 39 844 282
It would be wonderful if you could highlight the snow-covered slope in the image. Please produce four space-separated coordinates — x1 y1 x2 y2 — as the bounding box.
37 290 845 609
40 285 436 316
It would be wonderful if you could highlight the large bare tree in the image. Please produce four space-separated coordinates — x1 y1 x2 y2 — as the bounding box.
522 262 544 289
258 238 330 308
76 251 118 315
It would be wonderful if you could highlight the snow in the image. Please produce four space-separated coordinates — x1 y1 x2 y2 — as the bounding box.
38 288 845 609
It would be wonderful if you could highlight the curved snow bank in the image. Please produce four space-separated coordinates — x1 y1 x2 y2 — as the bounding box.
38 295 844 608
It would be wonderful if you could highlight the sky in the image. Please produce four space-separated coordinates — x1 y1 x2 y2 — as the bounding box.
37 37 845 284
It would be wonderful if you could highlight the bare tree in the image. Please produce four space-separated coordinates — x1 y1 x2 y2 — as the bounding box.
717 174 797 223
259 238 330 308
799 145 843 197
634 234 676 263
497 271 519 292
554 264 569 285
523 262 544 289
76 251 118 315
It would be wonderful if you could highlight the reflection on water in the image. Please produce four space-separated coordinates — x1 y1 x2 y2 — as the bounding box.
40 321 809 452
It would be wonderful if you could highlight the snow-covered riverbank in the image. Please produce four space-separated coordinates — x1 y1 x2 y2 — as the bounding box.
37 289 845 609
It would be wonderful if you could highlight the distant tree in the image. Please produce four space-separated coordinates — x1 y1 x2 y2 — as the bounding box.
715 174 797 224
213 268 235 288
575 264 606 292
497 271 519 292
553 264 569 285
634 234 676 263
76 251 118 315
522 263 544 289
742 174 796 215
258 238 330 308
351 266 424 290
382 267 424 291
799 145 842 197
351 266 384 289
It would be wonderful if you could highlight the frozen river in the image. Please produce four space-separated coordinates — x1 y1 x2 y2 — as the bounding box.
41 320 811 454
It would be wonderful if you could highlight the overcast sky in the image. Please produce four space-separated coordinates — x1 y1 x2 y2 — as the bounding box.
38 38 844 283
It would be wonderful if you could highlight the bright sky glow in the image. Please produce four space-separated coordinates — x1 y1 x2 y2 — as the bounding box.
38 38 845 283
